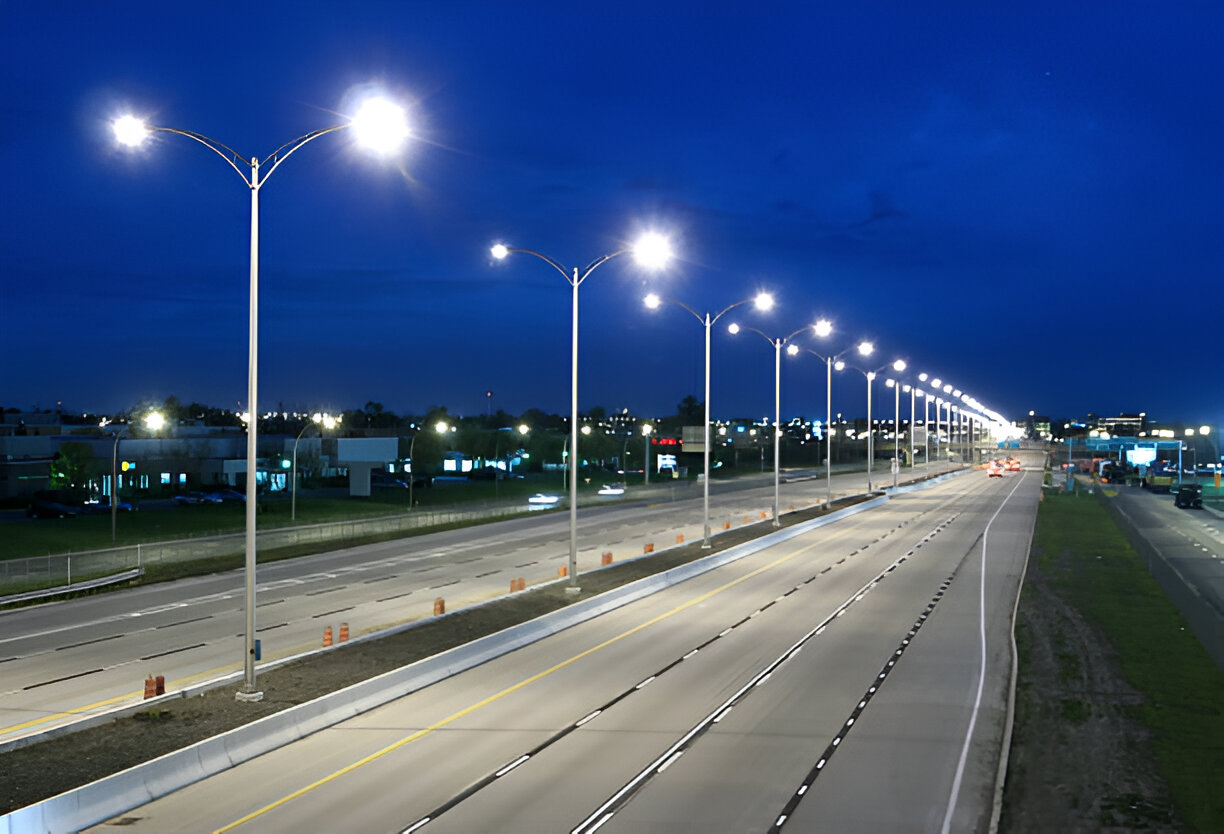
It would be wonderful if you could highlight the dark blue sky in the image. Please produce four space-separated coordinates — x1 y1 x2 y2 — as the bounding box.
3 2 1221 427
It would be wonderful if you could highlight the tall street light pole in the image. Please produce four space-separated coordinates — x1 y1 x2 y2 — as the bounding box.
855 357 906 492
642 423 653 485
108 410 163 542
886 377 904 487
790 337 870 508
291 413 337 521
114 96 411 702
644 291 774 547
491 234 671 591
728 321 824 527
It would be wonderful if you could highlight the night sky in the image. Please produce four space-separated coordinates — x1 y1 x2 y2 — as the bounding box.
3 2 1221 427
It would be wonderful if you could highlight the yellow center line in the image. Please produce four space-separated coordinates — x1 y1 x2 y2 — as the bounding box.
216 535 826 833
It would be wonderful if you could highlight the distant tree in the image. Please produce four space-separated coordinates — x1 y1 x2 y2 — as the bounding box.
586 405 607 421
49 441 94 497
676 395 703 426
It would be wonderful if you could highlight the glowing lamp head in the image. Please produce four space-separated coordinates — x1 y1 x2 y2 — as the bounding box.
754 292 775 311
919 373 929 382
892 359 907 372
351 98 410 155
812 318 832 338
144 411 165 432
518 424 529 434
113 115 151 147
786 344 799 356
943 384 953 393
435 421 449 433
857 341 874 357
490 243 510 260
727 323 741 335
834 360 845 371
644 293 662 309
631 232 672 269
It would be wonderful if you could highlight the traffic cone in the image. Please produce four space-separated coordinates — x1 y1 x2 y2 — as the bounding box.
559 565 568 578
339 623 349 643
433 597 445 615
601 552 613 565
323 625 333 647
155 675 165 696
143 675 157 700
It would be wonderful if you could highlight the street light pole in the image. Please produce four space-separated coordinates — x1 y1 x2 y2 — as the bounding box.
292 413 336 521
114 97 411 702
491 235 671 591
728 322 824 528
644 292 773 547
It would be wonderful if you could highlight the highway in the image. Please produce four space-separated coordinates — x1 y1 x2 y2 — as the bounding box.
0 463 957 745
83 457 1040 833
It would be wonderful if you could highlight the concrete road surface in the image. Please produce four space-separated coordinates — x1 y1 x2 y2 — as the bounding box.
84 457 1039 833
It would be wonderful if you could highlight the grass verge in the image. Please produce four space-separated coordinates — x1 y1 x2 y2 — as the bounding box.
1032 491 1224 831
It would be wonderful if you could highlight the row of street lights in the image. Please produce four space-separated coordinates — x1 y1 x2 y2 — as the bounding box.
111 92 1011 702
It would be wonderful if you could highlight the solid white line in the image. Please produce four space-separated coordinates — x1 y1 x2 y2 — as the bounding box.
941 474 1026 833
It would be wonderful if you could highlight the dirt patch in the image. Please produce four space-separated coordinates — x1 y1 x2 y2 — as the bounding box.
999 545 1186 832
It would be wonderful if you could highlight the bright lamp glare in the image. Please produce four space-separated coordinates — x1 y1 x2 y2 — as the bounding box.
786 344 799 356
834 360 845 371
644 293 661 309
754 292 775 311
632 232 672 269
813 318 832 338
728 323 741 334
113 115 150 147
144 411 165 431
893 359 906 372
490 243 510 260
858 341 874 357
351 98 410 155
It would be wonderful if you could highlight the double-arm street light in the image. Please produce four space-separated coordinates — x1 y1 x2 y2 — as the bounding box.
728 321 827 527
791 337 872 508
491 235 671 591
853 358 906 492
114 95 411 702
645 291 774 547
291 413 338 521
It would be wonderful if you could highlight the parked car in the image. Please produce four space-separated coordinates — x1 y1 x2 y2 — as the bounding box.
172 492 217 505
27 500 81 519
527 493 560 509
205 489 246 503
85 498 135 513
1173 483 1203 510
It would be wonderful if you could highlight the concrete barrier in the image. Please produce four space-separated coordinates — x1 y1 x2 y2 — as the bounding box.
2 493 899 834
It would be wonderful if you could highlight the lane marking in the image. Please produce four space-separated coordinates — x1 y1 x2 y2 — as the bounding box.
941 472 1028 833
215 532 854 833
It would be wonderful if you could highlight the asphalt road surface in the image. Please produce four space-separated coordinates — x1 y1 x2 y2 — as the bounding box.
85 456 1039 833
0 462 960 745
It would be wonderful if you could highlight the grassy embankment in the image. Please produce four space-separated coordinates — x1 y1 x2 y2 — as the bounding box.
1028 490 1224 831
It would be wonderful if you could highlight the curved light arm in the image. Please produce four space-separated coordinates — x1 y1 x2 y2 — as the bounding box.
492 247 581 284
649 294 763 328
258 124 350 183
142 123 349 188
727 322 776 348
